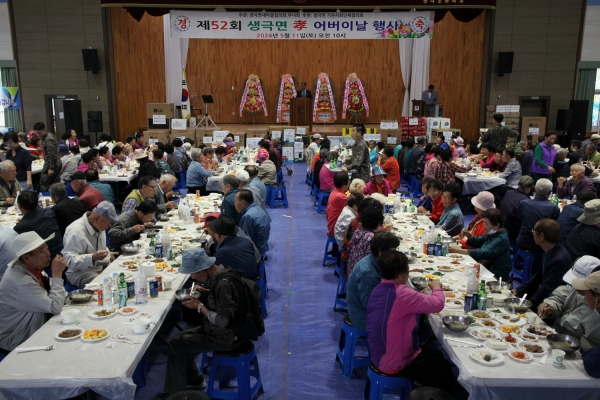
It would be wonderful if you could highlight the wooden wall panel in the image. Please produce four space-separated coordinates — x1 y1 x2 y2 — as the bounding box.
430 11 486 142
186 39 403 125
111 8 165 140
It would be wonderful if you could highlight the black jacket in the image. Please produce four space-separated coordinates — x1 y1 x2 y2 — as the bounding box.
52 197 86 237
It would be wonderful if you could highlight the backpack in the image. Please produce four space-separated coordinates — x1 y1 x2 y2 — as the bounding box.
181 151 192 171
213 270 265 341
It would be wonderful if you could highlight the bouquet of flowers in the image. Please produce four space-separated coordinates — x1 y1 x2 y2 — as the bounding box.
276 74 296 123
313 72 336 122
240 74 268 117
342 73 369 119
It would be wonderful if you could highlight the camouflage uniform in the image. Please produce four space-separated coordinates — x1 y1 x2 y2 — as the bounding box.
40 132 62 191
346 137 371 182
481 124 518 152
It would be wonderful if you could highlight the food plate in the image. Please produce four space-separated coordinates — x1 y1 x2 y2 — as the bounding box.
121 260 138 267
517 341 549 357
88 307 117 320
444 292 460 299
494 313 526 326
410 272 424 278
445 298 464 309
484 339 513 353
119 306 138 315
519 333 539 342
469 311 494 321
437 265 455 272
448 254 463 259
81 328 110 342
523 324 556 338
477 319 500 328
467 327 500 341
469 348 505 366
496 324 523 334
507 349 533 363
55 328 83 341
500 333 521 345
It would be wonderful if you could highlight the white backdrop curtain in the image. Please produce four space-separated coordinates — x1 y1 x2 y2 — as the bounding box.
163 14 189 108
399 38 430 117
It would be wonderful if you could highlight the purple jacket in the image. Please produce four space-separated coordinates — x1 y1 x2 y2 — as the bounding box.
367 281 445 373
556 176 597 199
531 142 556 176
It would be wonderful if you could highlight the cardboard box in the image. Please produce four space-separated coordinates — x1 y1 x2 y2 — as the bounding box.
379 129 402 145
296 126 310 136
147 103 174 130
146 129 171 146
169 129 196 144
247 127 269 137
195 128 218 146
521 117 546 142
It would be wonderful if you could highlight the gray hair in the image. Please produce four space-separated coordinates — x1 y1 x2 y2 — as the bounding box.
182 142 192 150
571 163 586 173
74 179 87 187
0 160 15 174
556 148 569 155
49 182 67 199
203 147 215 156
587 143 597 150
190 148 203 161
535 178 553 197
159 174 177 184
17 131 27 138
221 175 240 188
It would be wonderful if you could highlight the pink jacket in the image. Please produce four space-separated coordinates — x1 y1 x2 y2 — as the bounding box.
368 281 445 373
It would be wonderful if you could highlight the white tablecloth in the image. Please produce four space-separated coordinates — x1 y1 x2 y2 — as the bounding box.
31 161 137 184
205 163 258 192
456 173 506 195
0 223 202 399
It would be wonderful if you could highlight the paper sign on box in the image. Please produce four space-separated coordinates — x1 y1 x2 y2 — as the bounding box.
296 127 306 135
213 131 229 142
529 127 540 135
271 130 282 140
234 135 240 143
282 147 293 160
387 136 397 145
153 115 166 125
330 139 340 148
246 138 262 149
409 118 419 126
148 138 158 146
203 136 213 144
283 131 295 144
283 128 295 137
171 119 187 130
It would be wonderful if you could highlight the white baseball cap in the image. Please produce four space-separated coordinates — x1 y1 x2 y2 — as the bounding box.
563 256 600 285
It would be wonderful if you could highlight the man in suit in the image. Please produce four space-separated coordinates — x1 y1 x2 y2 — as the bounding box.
421 84 438 117
297 82 313 99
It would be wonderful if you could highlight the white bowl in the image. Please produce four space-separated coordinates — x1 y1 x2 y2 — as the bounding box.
60 308 81 324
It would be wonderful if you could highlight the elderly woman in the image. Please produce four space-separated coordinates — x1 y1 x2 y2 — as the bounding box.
186 148 213 196
455 191 495 248
334 192 364 248
257 149 277 185
202 147 217 171
450 209 512 281
318 151 338 193
346 205 385 276
452 137 467 158
97 146 112 169
347 178 365 196
363 166 392 196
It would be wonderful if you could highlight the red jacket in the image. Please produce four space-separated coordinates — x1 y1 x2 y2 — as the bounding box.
429 196 444 224
381 157 400 191
326 188 347 237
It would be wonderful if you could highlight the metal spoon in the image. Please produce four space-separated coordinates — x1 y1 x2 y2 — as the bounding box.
16 346 54 353
518 293 528 306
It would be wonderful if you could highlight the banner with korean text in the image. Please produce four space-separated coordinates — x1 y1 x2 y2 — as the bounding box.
0 87 20 109
170 10 434 40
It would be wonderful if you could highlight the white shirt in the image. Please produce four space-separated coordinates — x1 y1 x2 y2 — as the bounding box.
334 206 358 248
63 213 108 287
0 226 17 281
96 141 114 153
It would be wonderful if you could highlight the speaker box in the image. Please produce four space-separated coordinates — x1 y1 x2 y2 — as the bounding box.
87 111 103 132
82 49 99 74
498 52 514 76
556 109 572 131
63 100 83 137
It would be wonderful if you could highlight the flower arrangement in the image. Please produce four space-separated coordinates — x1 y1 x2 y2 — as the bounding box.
276 74 296 123
342 73 369 120
240 74 268 116
313 72 336 122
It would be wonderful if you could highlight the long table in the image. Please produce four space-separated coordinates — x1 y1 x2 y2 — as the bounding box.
31 161 138 184
0 216 207 400
455 172 506 195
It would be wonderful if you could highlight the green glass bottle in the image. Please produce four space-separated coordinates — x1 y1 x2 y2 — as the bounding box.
118 273 128 308
477 281 487 310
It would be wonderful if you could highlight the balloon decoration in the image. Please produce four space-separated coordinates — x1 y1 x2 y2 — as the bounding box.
313 72 336 123
342 73 369 120
276 74 296 123
239 74 267 117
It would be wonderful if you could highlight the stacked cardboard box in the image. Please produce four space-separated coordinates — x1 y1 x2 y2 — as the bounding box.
147 103 174 130
400 117 426 140
146 129 170 146
195 128 218 146
486 105 520 131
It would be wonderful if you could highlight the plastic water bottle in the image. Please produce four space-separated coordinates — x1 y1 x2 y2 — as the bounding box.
15 191 21 214
135 268 148 304
118 273 128 308
394 194 402 214
102 278 110 306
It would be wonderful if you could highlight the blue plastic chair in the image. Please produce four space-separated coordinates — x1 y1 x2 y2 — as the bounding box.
317 191 330 214
179 171 187 189
334 274 348 311
323 236 339 267
268 185 289 209
306 171 313 185
511 249 543 286
364 362 414 400
255 275 267 319
277 169 284 185
207 340 263 400
336 314 370 378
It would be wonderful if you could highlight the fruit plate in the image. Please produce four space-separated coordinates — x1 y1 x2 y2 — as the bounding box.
81 329 110 342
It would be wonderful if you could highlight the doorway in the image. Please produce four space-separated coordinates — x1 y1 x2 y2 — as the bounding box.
44 94 78 136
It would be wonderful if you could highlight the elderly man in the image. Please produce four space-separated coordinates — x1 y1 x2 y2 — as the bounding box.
499 148 522 189
245 165 267 206
0 226 17 281
63 201 117 287
209 215 258 280
514 219 572 310
0 160 22 207
109 199 157 253
342 124 371 182
70 171 103 212
220 175 240 223
437 184 464 237
346 232 400 331
0 232 67 353
85 169 115 203
236 170 266 211
202 212 262 266
516 178 560 252
187 148 212 196
34 122 62 191
307 134 322 173
499 175 534 240
235 189 271 255
155 249 249 398
122 175 157 213
538 256 600 352
557 190 596 246
586 143 600 168
3 132 32 190
567 199 600 260
60 145 79 183
14 191 63 266
153 174 177 216
557 164 597 199
49 182 85 236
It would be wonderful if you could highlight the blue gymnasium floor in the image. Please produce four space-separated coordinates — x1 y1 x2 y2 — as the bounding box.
127 162 474 400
